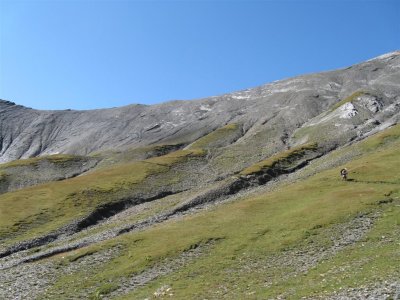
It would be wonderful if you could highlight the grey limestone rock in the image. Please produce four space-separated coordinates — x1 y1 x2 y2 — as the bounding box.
0 51 399 167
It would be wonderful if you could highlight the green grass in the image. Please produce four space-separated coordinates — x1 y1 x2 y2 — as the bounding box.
188 123 241 149
209 126 288 174
92 144 184 169
291 124 400 181
65 190 194 243
0 149 205 245
272 204 400 299
42 126 400 299
0 171 7 181
240 142 318 175
0 154 88 169
360 124 400 151
90 282 120 299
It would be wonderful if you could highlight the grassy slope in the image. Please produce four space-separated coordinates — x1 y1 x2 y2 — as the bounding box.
240 142 318 175
92 144 184 169
0 149 205 245
42 125 400 299
61 189 202 247
0 154 84 168
187 123 241 150
0 154 99 194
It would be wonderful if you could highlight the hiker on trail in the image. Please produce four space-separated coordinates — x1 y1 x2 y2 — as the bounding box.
340 168 348 181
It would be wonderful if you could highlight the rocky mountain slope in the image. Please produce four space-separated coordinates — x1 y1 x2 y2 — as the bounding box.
1 51 399 164
0 51 399 299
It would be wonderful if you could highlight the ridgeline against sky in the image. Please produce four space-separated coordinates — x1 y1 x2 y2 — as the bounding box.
0 0 399 110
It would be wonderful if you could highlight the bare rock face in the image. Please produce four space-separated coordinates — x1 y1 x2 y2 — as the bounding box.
1 51 399 164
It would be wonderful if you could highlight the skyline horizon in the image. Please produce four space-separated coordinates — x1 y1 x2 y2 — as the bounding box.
2 49 398 111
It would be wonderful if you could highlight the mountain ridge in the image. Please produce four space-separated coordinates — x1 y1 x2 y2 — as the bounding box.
3 50 399 111
1 51 399 164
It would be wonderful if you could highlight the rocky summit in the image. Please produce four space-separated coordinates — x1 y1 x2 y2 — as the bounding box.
0 51 399 299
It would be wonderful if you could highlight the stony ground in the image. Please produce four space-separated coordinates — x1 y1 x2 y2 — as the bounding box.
0 247 120 300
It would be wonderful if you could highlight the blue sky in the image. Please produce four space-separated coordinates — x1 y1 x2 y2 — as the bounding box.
0 0 399 110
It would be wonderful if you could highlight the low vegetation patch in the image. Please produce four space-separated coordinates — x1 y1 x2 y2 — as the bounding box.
0 149 205 245
240 142 318 176
275 204 400 299
90 282 119 299
360 123 400 151
67 248 98 263
0 154 87 168
188 123 241 149
0 171 7 181
146 148 206 165
93 144 185 168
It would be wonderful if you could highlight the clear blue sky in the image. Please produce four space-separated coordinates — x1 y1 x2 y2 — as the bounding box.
0 0 399 110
